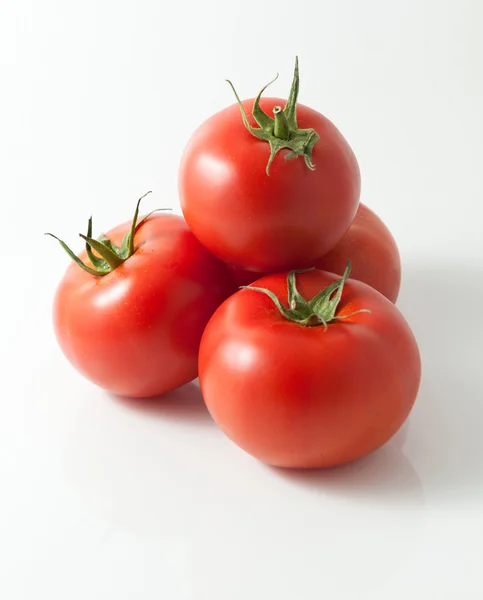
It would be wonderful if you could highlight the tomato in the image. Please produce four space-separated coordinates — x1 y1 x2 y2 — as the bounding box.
315 203 401 302
230 203 401 303
199 267 421 468
179 58 360 272
49 198 234 398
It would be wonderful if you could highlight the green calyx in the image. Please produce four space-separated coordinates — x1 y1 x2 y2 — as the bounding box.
241 261 370 329
46 191 165 276
226 56 319 175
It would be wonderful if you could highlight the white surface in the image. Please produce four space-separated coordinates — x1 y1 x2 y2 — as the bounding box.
1 0 483 598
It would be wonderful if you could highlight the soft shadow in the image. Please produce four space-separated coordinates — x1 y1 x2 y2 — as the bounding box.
63 381 222 540
64 386 422 542
276 261 483 507
110 380 213 426
268 436 423 508
395 261 483 504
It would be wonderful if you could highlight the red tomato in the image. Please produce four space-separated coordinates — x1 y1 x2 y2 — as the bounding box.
316 203 401 302
199 268 421 468
179 60 360 272
230 203 401 303
51 211 234 398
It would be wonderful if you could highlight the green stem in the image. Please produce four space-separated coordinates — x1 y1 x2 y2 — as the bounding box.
227 57 319 174
79 235 125 270
44 233 100 276
47 192 162 277
242 262 371 328
127 191 152 257
273 106 290 140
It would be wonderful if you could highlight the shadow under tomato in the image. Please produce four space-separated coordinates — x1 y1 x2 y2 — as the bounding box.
63 383 423 547
267 426 423 508
110 380 213 426
274 260 483 508
64 380 224 541
269 261 483 508
393 261 483 506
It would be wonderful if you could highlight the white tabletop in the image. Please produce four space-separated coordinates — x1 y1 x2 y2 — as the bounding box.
2 1 483 598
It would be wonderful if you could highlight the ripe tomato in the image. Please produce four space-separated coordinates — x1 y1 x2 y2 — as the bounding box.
199 267 421 468
230 203 401 303
315 203 401 302
50 199 234 398
179 58 360 272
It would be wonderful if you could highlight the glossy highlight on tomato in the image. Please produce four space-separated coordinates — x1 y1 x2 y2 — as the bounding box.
52 211 234 398
199 269 421 468
179 59 360 272
231 203 401 303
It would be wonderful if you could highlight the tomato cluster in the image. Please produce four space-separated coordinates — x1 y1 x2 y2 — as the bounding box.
49 59 420 469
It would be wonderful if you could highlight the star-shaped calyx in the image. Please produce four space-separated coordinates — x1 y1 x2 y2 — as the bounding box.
241 262 370 329
45 192 166 276
226 56 320 175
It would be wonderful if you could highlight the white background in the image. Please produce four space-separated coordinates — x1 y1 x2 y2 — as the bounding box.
1 0 483 598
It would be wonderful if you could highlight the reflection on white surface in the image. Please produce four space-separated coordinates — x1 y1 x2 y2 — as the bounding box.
4 261 483 599
54 263 483 597
3 0 483 589
65 383 216 540
271 434 423 505
61 381 426 598
398 264 483 503
64 382 424 533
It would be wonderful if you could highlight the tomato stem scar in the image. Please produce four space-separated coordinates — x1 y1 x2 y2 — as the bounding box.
273 106 290 140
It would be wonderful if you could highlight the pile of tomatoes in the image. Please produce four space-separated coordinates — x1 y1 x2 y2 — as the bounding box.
49 59 421 469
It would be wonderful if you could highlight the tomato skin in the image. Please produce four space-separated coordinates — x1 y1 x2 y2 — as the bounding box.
316 203 401 302
199 270 421 468
179 97 360 272
230 203 401 303
53 214 234 398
